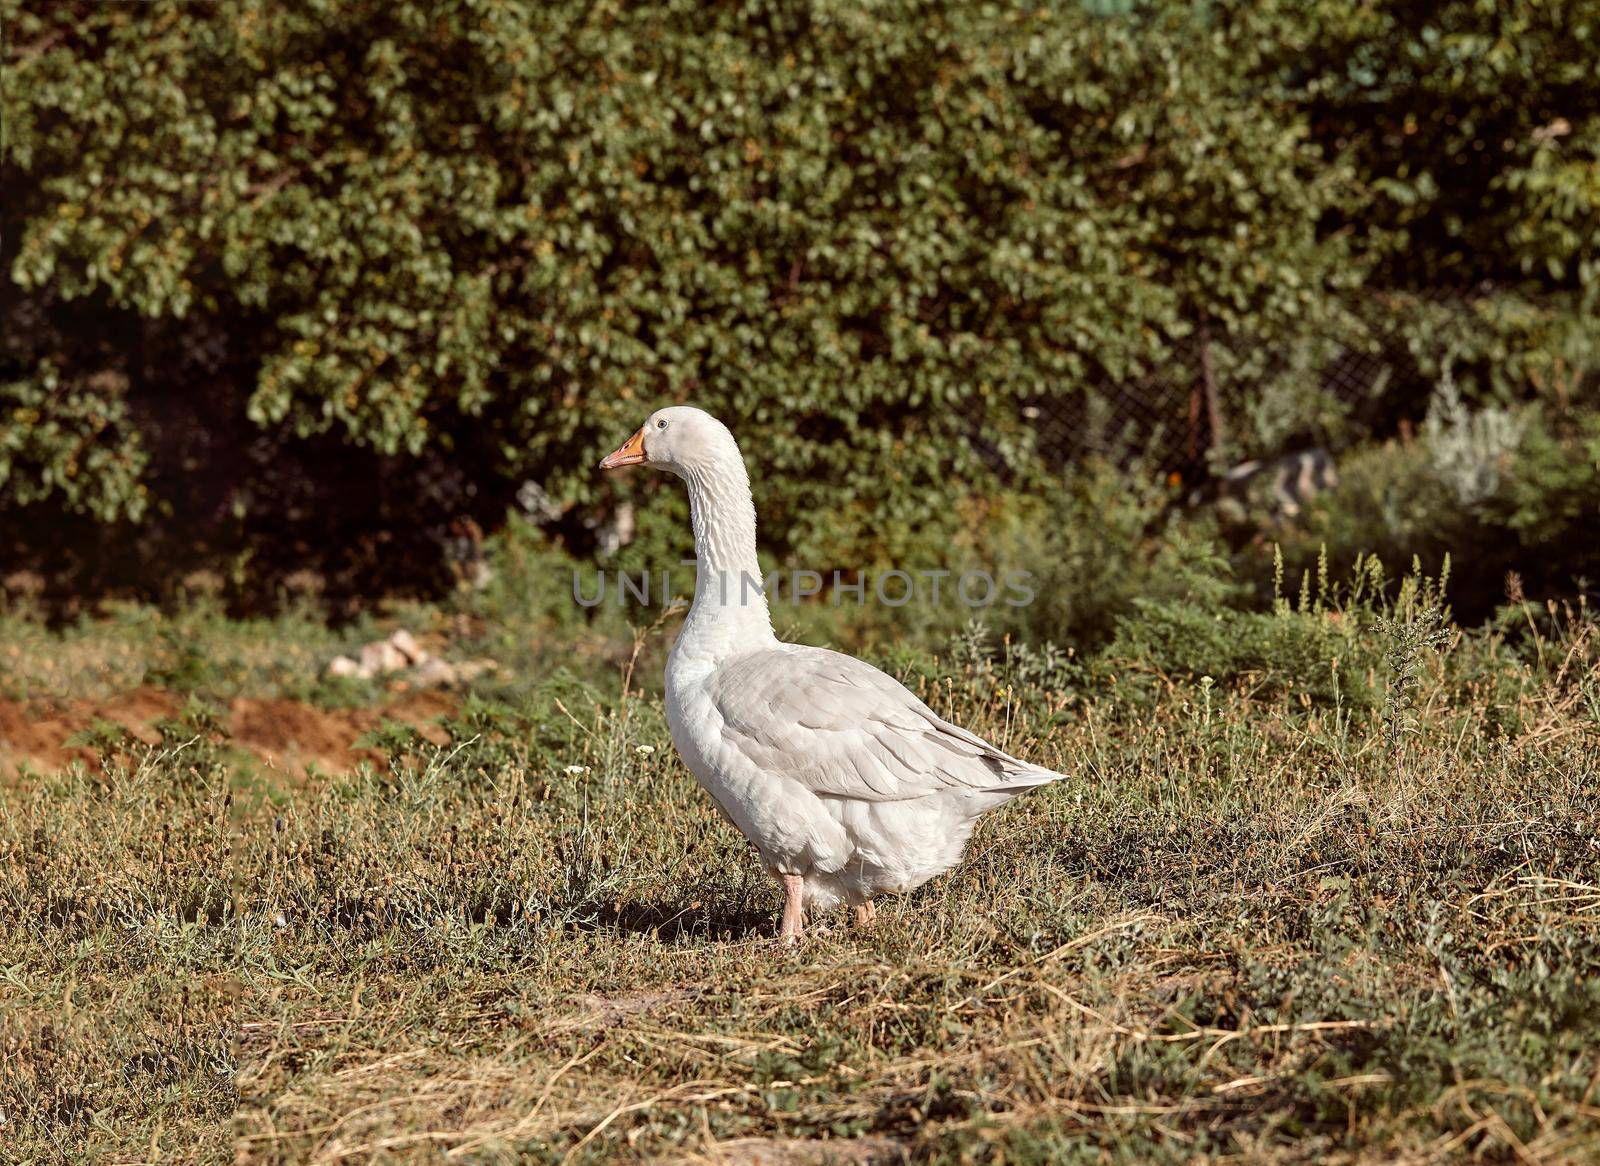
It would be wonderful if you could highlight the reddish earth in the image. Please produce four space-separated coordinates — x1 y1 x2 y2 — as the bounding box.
0 687 456 778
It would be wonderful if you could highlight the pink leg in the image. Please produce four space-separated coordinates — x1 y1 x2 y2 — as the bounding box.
778 873 805 944
852 900 876 929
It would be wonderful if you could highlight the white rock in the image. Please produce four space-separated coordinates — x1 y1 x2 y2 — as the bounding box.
326 655 363 678
360 640 410 675
412 657 459 688
389 628 426 664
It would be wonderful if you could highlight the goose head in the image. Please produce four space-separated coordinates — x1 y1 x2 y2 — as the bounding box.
599 406 741 479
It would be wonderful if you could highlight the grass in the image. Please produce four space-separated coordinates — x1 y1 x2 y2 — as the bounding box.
2 579 1599 1164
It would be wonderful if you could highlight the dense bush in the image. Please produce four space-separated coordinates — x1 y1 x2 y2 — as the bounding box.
2 0 1596 604
1287 0 1600 301
1251 408 1600 623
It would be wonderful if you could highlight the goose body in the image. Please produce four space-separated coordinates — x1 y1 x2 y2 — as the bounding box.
601 406 1063 940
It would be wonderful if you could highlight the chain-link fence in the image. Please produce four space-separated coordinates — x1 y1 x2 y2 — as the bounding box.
1021 291 1500 481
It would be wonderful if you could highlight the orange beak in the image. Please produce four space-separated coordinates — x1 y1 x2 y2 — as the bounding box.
599 425 649 469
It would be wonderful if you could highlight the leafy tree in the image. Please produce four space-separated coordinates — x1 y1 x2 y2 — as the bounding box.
1286 0 1600 302
0 0 1589 599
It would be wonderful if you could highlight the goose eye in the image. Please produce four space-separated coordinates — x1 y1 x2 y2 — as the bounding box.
656 419 668 429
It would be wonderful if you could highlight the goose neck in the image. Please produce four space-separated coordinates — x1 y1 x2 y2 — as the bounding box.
680 455 774 651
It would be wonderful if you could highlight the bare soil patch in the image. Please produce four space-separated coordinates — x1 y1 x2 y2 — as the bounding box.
0 688 456 778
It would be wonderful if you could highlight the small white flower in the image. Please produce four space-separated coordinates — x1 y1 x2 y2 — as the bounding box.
635 745 656 756
564 764 590 775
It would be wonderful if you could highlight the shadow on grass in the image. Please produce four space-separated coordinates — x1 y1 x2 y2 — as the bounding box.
563 895 773 944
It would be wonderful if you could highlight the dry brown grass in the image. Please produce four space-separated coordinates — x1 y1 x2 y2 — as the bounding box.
2 607 1598 1163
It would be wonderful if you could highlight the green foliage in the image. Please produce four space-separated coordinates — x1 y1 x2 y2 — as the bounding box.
1346 290 1600 436
1373 563 1453 758
963 462 1185 653
3 0 1361 557
1289 0 1600 302
1486 410 1600 551
1265 409 1600 623
3 0 1597 605
0 363 148 520
1104 539 1384 707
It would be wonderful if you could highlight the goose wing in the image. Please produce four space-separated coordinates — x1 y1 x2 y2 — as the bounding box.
705 644 1062 804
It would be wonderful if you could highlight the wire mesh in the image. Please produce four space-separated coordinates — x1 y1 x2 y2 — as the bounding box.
1022 291 1484 479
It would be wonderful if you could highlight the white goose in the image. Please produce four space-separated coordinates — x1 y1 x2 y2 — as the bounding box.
601 406 1064 942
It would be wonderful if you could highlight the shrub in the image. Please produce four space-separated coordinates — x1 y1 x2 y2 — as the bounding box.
4 0 1595 603
1264 410 1600 624
1287 0 1600 302
1104 541 1385 707
1 0 1359 593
